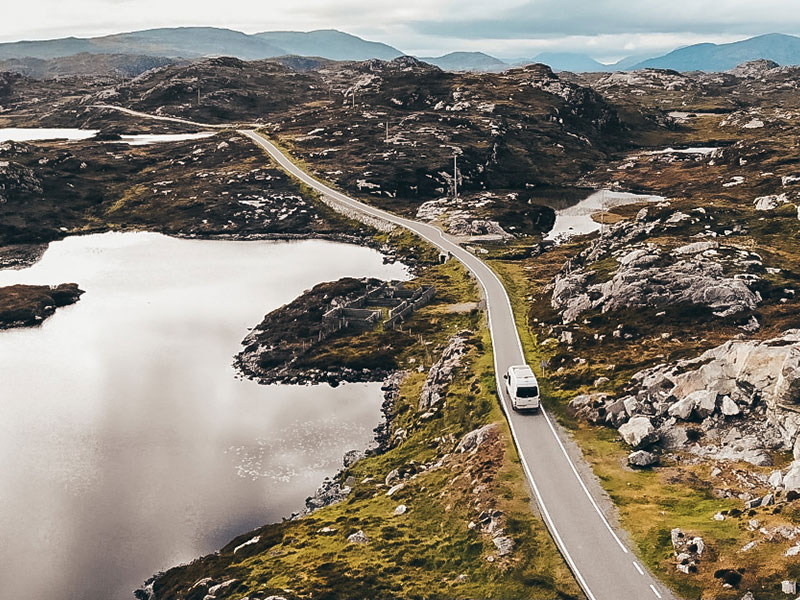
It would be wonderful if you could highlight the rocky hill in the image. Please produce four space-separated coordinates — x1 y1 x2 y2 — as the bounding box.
63 56 665 236
631 33 800 72
0 27 403 63
0 53 178 79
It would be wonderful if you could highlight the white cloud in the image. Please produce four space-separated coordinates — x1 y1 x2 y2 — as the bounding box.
0 0 798 59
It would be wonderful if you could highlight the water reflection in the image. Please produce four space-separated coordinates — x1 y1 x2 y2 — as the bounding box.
0 232 408 600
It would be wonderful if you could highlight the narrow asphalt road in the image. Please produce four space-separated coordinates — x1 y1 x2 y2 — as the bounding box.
94 106 675 599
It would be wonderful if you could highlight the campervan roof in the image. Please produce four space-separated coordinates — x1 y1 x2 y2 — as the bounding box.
510 365 536 381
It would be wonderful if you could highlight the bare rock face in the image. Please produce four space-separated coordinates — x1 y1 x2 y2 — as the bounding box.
551 241 761 323
728 59 780 79
419 331 472 412
457 423 498 453
571 330 800 467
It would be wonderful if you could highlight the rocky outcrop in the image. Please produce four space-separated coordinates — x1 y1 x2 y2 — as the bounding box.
419 331 472 413
671 528 705 574
552 241 762 323
571 330 800 464
0 283 84 329
456 423 498 453
728 59 780 79
0 160 42 203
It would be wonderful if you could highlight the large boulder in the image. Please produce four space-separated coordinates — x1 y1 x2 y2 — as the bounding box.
784 461 800 493
668 396 697 420
456 423 497 453
619 417 659 449
628 450 659 467
774 347 800 408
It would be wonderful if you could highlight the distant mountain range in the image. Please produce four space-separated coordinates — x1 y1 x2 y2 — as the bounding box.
2 28 800 74
0 27 403 63
630 33 800 71
420 52 508 72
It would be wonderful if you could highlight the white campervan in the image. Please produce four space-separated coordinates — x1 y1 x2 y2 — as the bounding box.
504 365 540 412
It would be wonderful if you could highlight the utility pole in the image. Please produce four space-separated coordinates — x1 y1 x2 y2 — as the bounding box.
453 154 458 199
385 120 389 143
197 86 201 106
600 189 607 239
352 89 356 109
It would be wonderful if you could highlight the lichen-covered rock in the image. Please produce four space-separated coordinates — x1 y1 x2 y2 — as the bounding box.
492 535 515 556
0 160 42 203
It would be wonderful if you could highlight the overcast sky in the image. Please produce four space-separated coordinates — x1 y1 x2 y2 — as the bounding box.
2 0 799 61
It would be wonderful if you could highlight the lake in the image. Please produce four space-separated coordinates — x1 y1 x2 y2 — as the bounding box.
0 232 408 600
545 189 665 242
0 128 98 142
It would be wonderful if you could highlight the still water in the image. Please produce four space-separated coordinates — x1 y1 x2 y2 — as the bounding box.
0 128 98 142
545 189 665 242
0 232 408 600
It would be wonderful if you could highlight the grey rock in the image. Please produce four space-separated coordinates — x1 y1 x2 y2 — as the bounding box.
693 390 718 418
551 243 760 324
774 347 800 407
672 241 719 256
768 469 784 488
605 398 629 427
668 396 696 420
347 530 369 544
619 417 659 449
781 580 797 594
419 331 471 411
457 423 497 453
385 468 400 486
207 580 238 595
628 450 659 467
594 376 610 388
784 461 800 492
492 535 515 556
721 395 741 417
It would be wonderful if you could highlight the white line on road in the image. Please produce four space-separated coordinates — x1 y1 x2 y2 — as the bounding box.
650 584 663 598
634 561 645 575
541 408 629 553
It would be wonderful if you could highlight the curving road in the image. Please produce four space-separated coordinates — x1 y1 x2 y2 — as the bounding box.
241 130 674 600
95 106 674 599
